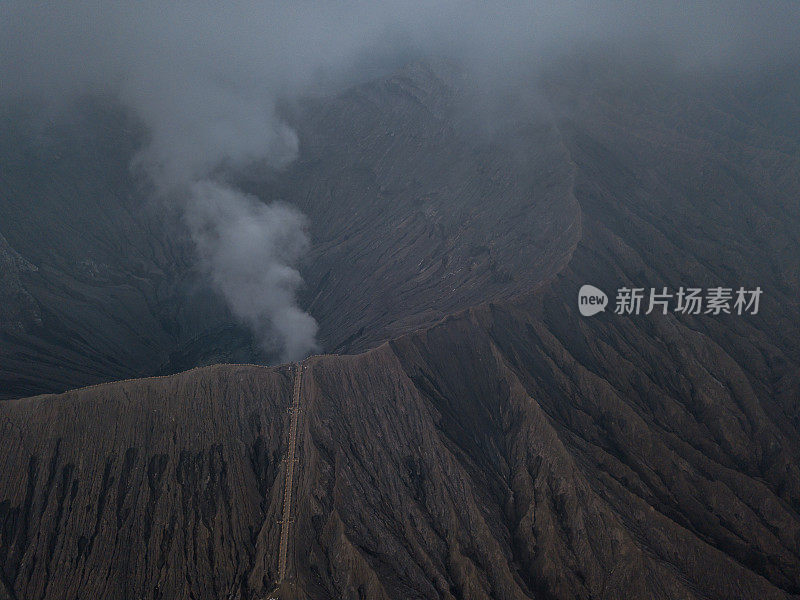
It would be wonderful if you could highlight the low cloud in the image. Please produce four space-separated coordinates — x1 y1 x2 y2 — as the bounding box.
186 181 317 361
1 1 796 360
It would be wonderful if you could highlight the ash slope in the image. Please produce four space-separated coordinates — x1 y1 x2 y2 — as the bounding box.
3 57 797 400
0 289 799 599
294 66 800 597
1 57 799 599
2 59 800 595
298 295 800 600
0 63 581 400
0 364 295 600
0 103 268 400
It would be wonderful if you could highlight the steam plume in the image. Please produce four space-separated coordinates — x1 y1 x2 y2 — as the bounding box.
186 182 317 361
1 1 797 360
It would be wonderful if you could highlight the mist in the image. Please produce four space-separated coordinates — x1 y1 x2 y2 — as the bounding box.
1 0 797 361
186 181 318 361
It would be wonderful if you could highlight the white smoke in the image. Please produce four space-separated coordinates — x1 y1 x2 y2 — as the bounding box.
0 2 338 360
117 33 315 360
186 182 317 361
124 58 319 361
1 1 797 360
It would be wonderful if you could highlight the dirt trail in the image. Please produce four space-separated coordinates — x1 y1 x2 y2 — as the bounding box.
277 362 303 584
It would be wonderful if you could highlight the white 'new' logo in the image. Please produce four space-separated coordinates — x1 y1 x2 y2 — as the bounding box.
578 285 608 316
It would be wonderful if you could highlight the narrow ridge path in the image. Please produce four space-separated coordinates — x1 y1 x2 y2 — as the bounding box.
277 361 304 584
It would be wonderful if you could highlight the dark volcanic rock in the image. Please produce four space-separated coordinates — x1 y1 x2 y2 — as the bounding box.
0 64 583 399
263 62 581 354
0 103 267 400
1 290 798 598
293 296 799 599
0 233 40 332
5 58 796 401
0 56 799 599
0 364 293 600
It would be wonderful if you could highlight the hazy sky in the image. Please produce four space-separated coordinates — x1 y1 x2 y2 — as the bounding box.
1 1 797 360
2 1 798 180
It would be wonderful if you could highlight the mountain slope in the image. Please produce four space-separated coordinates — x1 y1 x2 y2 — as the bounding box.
1 285 798 599
0 102 267 399
0 63 583 399
0 56 799 599
5 59 796 401
0 364 292 599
